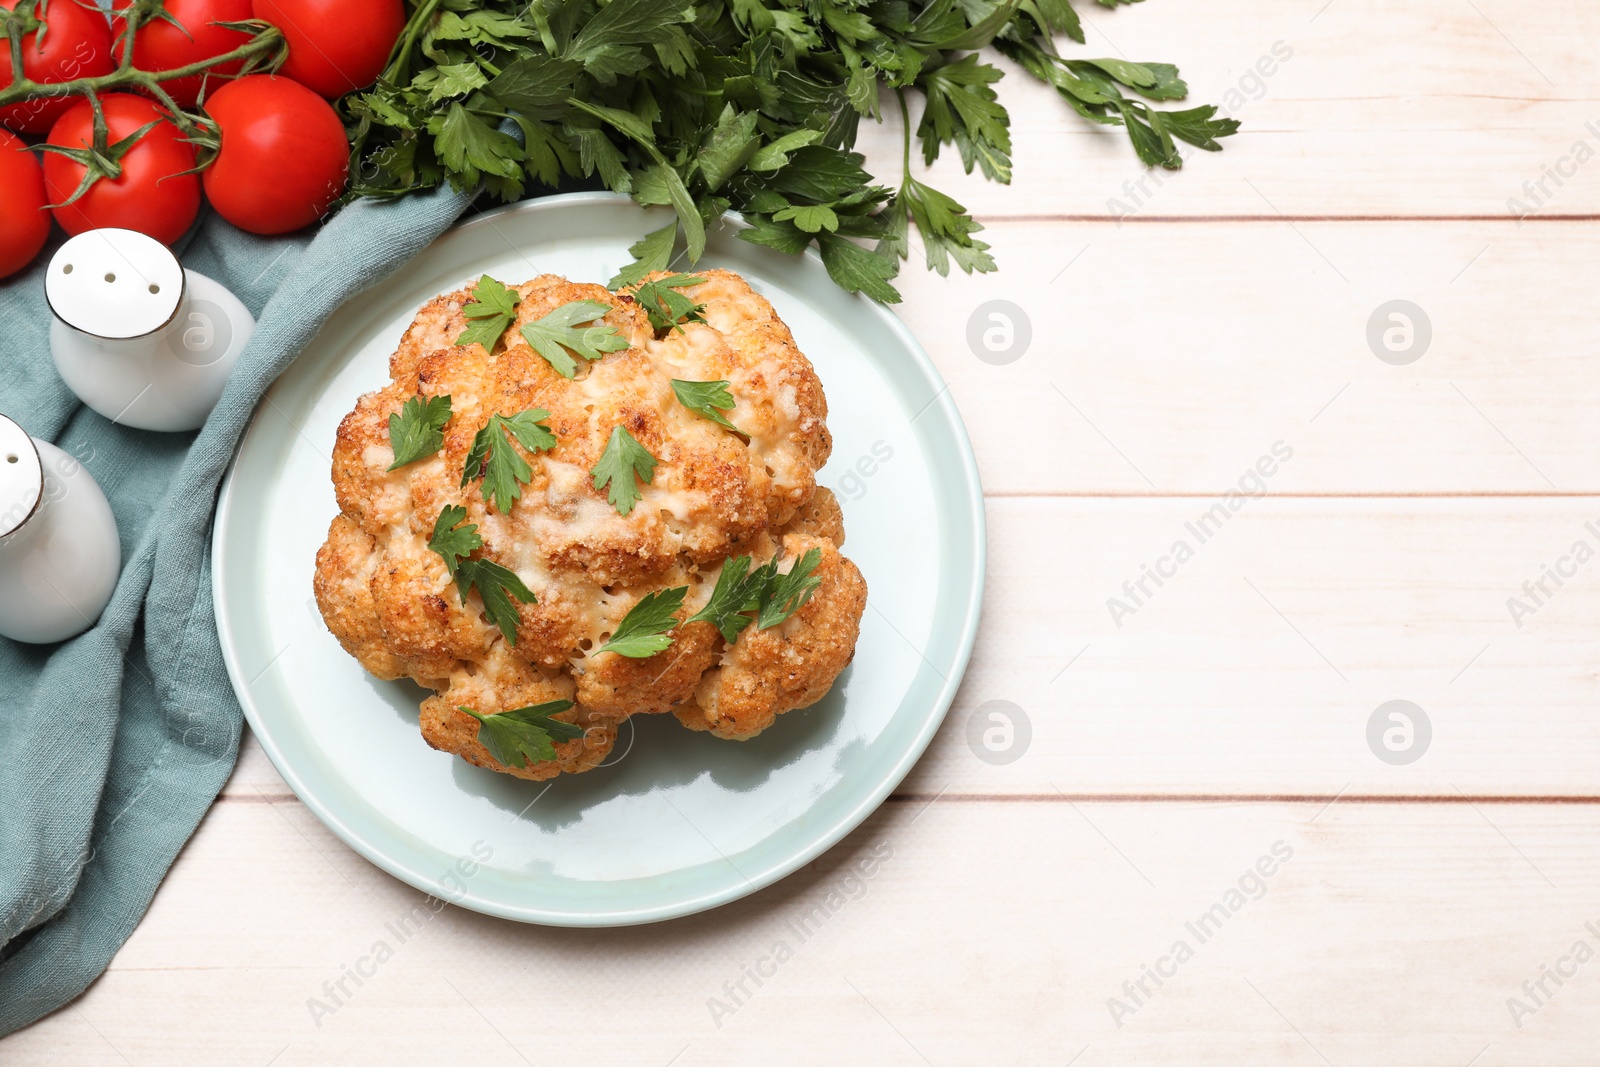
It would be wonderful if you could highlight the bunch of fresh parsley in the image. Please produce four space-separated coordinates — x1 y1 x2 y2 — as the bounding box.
345 0 1236 302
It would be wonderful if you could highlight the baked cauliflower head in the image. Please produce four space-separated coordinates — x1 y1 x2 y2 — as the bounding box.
313 269 867 780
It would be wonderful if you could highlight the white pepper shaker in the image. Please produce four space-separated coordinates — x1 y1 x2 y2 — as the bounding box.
46 228 255 432
0 414 121 644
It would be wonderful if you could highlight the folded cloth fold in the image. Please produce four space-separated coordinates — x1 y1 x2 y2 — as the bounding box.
0 182 476 1035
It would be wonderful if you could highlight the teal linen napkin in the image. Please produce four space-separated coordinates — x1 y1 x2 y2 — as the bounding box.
0 182 476 1034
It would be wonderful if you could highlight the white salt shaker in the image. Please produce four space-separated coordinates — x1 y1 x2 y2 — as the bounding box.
46 228 255 432
0 414 121 644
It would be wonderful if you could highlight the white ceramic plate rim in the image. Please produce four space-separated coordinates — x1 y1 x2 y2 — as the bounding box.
212 192 986 925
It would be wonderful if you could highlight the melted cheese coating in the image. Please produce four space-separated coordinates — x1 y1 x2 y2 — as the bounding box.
313 270 865 778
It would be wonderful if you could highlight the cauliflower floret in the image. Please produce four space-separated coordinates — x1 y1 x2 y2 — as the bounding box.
314 270 864 778
418 645 615 781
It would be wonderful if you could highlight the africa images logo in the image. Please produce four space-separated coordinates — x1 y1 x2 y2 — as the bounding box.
1105 442 1294 628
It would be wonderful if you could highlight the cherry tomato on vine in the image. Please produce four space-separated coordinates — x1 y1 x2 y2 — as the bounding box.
43 93 201 245
201 75 347 235
0 0 117 134
0 129 50 279
109 0 256 109
250 0 404 98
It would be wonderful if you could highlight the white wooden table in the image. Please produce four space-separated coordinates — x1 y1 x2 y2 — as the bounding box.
10 2 1600 1062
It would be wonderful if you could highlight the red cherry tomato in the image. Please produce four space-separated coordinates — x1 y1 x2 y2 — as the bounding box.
250 0 403 98
201 75 347 235
43 93 201 246
0 129 50 278
109 0 255 109
0 0 116 134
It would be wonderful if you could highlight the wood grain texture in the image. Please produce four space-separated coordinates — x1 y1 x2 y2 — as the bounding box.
896 220 1600 495
6 1 1598 1059
913 497 1600 798
854 0 1600 219
5 799 1599 1065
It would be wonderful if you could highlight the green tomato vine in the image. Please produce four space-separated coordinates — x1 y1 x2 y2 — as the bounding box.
0 0 285 140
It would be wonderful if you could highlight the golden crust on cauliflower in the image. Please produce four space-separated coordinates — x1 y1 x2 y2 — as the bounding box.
313 269 865 778
676 529 867 740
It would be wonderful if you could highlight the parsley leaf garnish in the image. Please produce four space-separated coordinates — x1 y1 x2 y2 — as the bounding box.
670 379 739 433
387 394 453 470
456 274 521 351
519 299 629 378
755 547 823 629
457 700 582 768
685 555 758 643
591 425 657 516
461 409 557 513
457 558 537 643
427 506 537 644
632 274 706 332
598 586 687 658
686 547 824 641
428 505 482 574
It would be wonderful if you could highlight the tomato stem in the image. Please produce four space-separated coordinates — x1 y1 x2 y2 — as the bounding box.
117 0 140 72
3 1 36 91
0 16 285 127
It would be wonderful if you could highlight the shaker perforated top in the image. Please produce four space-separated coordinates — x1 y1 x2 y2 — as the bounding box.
0 414 43 540
45 228 185 340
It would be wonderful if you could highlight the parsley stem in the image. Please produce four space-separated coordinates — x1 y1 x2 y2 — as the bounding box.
386 0 441 88
895 87 911 183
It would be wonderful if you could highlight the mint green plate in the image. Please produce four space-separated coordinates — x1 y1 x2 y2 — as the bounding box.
213 193 984 926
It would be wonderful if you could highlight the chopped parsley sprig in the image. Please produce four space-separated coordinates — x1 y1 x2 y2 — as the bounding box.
520 300 629 378
428 506 537 644
591 425 657 516
462 408 557 513
671 379 739 433
427 505 483 573
755 548 824 630
458 701 583 768
387 394 453 470
597 587 687 658
595 548 826 658
687 548 823 640
684 555 758 643
457 275 522 352
633 274 706 332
